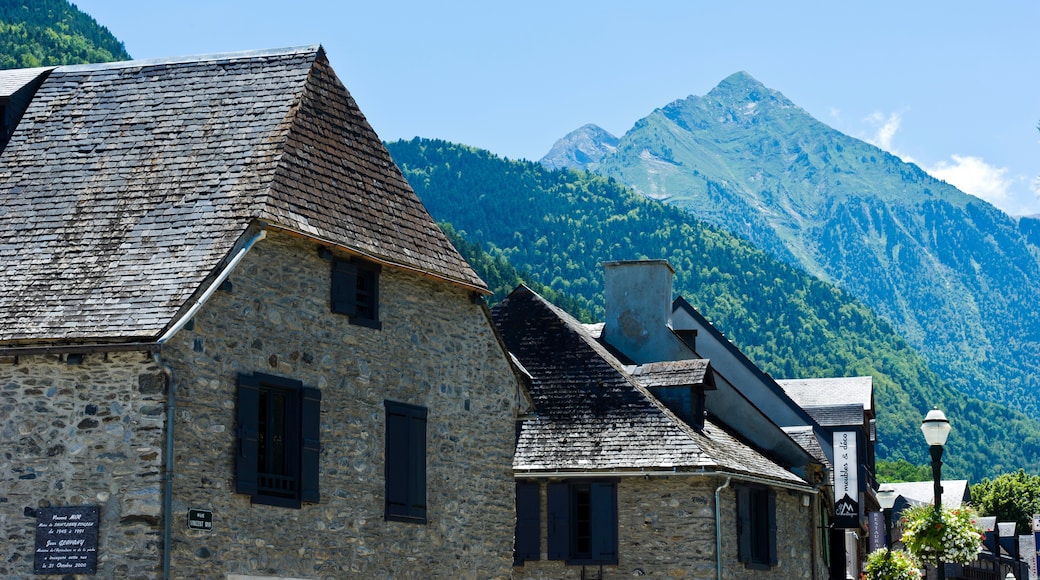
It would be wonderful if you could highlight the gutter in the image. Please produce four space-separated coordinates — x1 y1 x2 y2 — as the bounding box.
154 227 266 579
715 476 732 580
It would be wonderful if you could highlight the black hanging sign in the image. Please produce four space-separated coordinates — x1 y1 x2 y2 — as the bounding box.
33 505 99 575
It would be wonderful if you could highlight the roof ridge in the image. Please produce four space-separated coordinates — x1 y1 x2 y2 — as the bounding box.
54 44 323 74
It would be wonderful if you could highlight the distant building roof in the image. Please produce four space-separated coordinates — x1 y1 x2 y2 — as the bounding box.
888 480 971 509
0 46 484 345
802 403 866 428
777 376 874 412
493 285 806 485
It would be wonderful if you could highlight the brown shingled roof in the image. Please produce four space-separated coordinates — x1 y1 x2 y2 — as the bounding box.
0 46 484 344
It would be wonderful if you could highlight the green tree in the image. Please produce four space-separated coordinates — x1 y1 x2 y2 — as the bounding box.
971 469 1040 535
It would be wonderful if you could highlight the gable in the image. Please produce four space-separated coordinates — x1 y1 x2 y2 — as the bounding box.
0 46 484 345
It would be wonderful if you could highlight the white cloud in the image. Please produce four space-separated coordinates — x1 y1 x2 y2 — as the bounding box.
864 111 902 152
927 155 1012 205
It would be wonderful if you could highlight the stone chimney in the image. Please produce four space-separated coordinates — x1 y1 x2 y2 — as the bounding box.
603 260 689 363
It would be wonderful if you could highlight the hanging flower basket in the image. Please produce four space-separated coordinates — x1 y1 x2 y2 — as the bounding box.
899 504 985 567
864 548 922 580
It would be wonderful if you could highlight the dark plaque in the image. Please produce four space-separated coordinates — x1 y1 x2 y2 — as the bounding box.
187 509 213 530
34 505 99 575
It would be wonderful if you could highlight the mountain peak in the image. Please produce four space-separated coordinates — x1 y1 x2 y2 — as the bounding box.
540 124 619 171
706 71 794 109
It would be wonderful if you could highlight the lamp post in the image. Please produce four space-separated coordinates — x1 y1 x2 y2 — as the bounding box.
877 483 897 549
921 408 951 580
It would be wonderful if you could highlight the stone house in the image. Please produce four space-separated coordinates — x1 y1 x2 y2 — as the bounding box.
493 260 829 579
0 46 520 579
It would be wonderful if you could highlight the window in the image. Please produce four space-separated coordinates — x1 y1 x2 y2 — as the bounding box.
736 484 777 569
547 480 617 565
236 373 321 508
331 258 381 329
514 482 541 565
384 400 427 523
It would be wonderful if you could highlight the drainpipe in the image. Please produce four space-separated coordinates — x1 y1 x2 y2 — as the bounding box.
155 352 175 580
155 227 266 578
715 476 732 580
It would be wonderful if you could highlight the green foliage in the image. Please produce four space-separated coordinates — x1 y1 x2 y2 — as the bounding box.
386 137 1040 482
971 469 1040 535
0 0 130 69
876 459 931 483
439 222 593 322
900 505 984 567
864 548 921 580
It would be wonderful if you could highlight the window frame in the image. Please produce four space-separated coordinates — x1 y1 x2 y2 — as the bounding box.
331 258 382 329
236 372 321 509
736 484 778 569
546 479 618 565
384 400 427 524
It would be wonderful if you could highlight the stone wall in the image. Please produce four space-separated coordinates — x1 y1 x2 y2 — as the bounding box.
0 351 167 578
513 475 824 580
161 230 519 579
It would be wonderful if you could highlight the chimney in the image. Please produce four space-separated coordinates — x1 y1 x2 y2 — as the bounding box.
603 260 681 363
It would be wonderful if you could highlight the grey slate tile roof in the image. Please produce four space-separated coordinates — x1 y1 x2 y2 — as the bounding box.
0 46 484 344
493 285 805 485
0 67 51 98
776 376 873 412
801 403 865 428
624 359 714 389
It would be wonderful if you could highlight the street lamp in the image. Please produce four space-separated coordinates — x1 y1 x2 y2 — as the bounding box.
921 407 951 580
877 483 898 549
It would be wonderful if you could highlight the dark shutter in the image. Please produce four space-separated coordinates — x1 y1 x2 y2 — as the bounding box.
514 482 541 564
408 406 427 521
331 260 358 315
767 489 778 566
384 401 427 523
235 374 260 496
546 482 570 560
299 386 321 504
589 482 618 564
736 486 751 563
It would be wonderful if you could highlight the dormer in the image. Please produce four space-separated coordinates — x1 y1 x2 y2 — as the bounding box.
626 359 717 430
0 66 52 152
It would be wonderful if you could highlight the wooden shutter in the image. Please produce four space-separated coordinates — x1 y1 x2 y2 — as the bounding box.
408 406 427 521
514 482 541 564
767 489 778 566
235 374 260 496
384 401 427 523
589 482 618 564
299 386 321 504
331 260 358 315
546 482 570 560
736 485 751 563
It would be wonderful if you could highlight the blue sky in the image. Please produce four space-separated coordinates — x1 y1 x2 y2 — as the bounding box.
74 1 1040 215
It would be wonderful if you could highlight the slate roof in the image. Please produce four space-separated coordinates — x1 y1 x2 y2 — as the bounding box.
801 403 866 428
0 46 484 344
0 66 51 98
493 285 805 485
624 359 715 389
888 480 971 509
777 376 874 412
783 425 829 467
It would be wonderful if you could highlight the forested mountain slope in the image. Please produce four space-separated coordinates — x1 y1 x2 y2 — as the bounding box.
0 0 129 69
551 72 1040 420
387 137 1040 483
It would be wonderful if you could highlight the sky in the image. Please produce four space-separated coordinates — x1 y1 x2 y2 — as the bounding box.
73 1 1040 215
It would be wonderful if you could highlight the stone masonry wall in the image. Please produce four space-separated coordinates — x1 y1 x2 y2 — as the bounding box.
513 475 822 580
161 230 519 579
0 351 167 579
